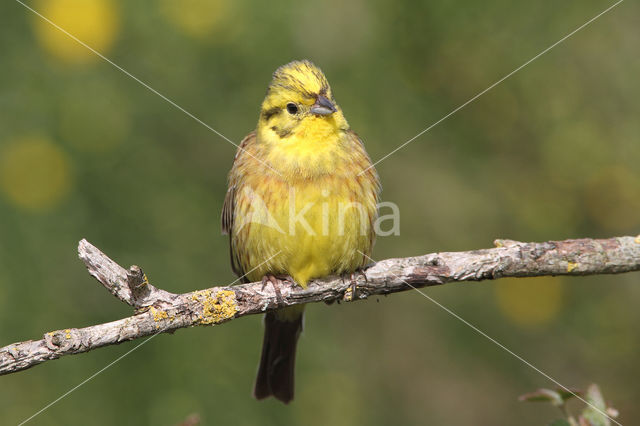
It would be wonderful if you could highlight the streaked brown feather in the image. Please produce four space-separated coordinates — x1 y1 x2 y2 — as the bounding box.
221 131 257 278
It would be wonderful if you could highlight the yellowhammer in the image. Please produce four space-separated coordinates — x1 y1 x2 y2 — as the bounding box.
222 60 380 403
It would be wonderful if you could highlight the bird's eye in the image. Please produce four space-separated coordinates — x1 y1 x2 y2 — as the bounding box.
286 103 298 114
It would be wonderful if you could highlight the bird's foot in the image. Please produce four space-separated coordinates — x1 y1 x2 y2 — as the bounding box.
279 275 297 288
355 267 369 285
261 275 284 306
261 275 296 307
340 272 358 301
341 268 368 302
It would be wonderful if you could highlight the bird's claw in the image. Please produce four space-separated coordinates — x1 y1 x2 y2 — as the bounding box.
261 275 284 306
261 275 296 307
342 268 368 301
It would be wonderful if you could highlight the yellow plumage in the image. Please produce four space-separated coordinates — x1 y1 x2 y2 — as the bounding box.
221 60 380 403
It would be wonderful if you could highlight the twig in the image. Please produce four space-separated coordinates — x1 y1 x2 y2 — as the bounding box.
1 235 639 376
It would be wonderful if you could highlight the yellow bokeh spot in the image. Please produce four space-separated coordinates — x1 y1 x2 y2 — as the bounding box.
494 276 564 328
0 137 72 211
160 0 229 40
33 0 119 63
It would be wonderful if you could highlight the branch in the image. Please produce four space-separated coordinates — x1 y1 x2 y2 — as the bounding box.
2 236 639 376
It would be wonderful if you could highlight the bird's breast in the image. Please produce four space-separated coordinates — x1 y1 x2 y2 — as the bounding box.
232 173 376 286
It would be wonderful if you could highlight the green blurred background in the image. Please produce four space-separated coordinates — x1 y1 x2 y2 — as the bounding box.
1 0 638 424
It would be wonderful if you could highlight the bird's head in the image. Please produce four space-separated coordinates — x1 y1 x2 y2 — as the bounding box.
257 60 349 143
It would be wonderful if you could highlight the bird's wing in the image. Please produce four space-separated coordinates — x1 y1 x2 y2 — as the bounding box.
221 131 257 279
346 130 382 261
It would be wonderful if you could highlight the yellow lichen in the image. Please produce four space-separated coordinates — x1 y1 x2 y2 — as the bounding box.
150 306 169 322
65 329 71 339
343 286 353 302
191 289 238 325
635 235 640 244
567 262 578 273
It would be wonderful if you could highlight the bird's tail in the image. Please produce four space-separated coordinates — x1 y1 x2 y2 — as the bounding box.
253 306 304 404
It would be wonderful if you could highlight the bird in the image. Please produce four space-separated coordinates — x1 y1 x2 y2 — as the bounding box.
221 59 380 404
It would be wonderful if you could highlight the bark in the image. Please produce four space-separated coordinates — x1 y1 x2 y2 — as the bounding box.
1 235 639 376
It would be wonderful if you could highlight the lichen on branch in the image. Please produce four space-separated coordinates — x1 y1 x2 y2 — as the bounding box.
1 235 639 376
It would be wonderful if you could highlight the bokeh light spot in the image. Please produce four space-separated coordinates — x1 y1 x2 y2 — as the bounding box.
33 0 119 64
160 0 229 40
494 276 564 328
0 137 73 211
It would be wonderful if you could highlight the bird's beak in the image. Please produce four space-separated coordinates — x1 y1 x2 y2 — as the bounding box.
310 94 337 116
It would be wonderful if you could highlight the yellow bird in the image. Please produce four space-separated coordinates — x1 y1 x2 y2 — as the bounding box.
222 60 380 403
